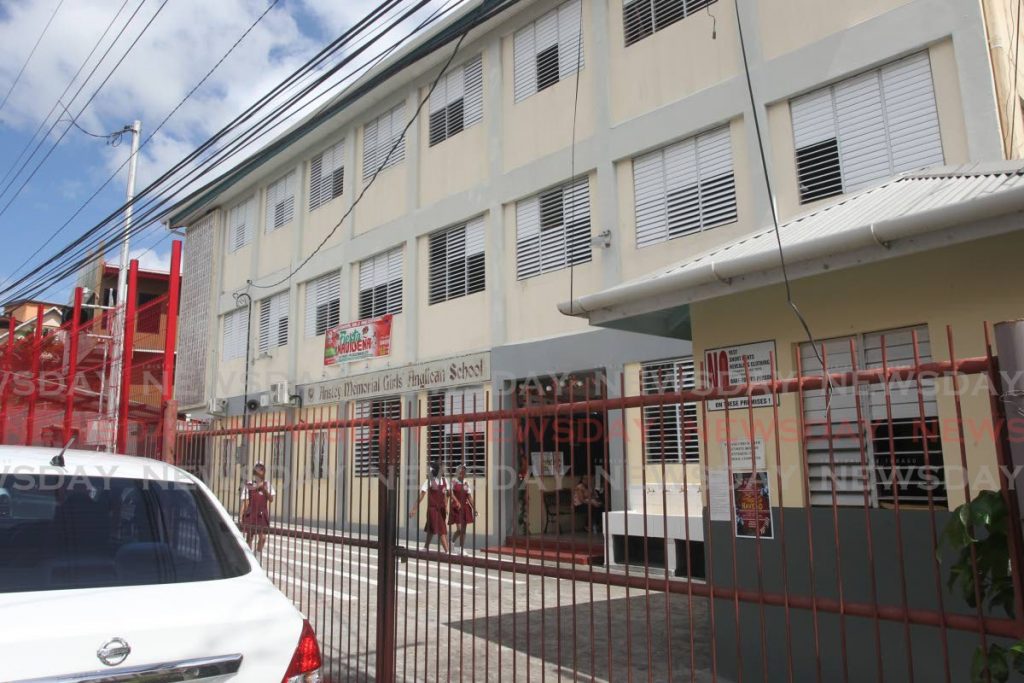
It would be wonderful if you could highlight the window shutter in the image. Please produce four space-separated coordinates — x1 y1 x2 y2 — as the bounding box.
513 0 583 102
227 198 254 252
429 55 484 147
221 307 249 361
310 140 344 211
305 270 341 337
363 104 405 181
258 292 289 353
427 387 486 476
642 358 698 463
428 217 486 305
353 398 400 476
516 178 590 279
463 55 483 128
265 172 295 232
623 0 714 47
513 24 537 102
791 52 942 204
557 0 583 80
465 217 486 295
359 247 403 318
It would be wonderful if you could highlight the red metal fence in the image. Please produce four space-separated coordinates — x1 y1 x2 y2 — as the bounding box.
0 242 181 457
175 323 1024 682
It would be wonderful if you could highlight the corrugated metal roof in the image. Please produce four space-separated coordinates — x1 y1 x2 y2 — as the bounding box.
561 162 1024 321
642 163 1024 284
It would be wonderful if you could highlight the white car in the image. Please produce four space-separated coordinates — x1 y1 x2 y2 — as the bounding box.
0 447 322 682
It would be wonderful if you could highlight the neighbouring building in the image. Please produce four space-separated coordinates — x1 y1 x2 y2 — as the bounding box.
164 1 1024 677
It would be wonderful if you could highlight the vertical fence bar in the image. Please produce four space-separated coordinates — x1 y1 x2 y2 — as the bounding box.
116 259 139 454
63 288 83 444
162 240 182 403
24 305 44 446
0 315 14 443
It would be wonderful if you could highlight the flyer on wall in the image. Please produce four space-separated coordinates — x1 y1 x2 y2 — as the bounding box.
324 314 393 365
733 470 774 539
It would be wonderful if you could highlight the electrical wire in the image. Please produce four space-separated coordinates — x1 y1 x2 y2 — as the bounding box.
0 0 172 223
0 0 68 118
732 0 831 388
0 0 486 304
0 0 286 291
56 100 126 140
565 0 584 315
248 3 482 291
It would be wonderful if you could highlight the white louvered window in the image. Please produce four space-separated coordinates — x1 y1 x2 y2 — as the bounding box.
790 52 944 205
257 292 289 354
358 247 403 318
429 55 483 146
800 325 943 508
624 0 716 46
515 177 591 280
265 172 295 232
642 358 699 463
227 197 255 252
363 103 406 182
427 386 486 477
633 125 737 248
353 397 401 477
305 270 341 337
513 0 583 102
310 140 345 211
428 217 485 305
221 307 249 362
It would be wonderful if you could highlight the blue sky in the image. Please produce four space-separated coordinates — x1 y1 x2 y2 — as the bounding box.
0 0 451 304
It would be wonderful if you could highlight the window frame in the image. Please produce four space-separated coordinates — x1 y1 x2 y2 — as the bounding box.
358 247 403 319
427 386 487 477
623 0 717 47
512 0 584 103
428 55 484 147
257 291 289 354
363 103 406 182
305 270 341 338
428 217 486 305
515 176 592 280
221 307 249 362
265 171 296 232
309 140 345 212
641 357 699 464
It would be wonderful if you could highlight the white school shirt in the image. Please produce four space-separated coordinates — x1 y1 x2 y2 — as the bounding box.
241 480 276 501
420 477 449 493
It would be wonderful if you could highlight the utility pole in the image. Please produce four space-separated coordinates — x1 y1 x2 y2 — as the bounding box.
106 120 141 452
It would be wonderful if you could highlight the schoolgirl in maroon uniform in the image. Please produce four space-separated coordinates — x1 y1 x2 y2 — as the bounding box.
240 462 274 554
449 465 475 549
409 461 450 553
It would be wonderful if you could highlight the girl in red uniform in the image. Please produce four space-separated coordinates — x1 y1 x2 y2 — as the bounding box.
240 462 274 554
449 465 475 549
409 461 450 553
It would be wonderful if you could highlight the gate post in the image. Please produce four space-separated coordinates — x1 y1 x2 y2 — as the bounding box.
63 288 83 444
116 260 139 454
375 419 399 683
24 305 44 446
0 316 14 443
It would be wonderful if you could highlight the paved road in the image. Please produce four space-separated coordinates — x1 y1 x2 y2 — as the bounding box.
258 534 714 682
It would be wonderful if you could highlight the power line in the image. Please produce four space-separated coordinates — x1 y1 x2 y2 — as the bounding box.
0 0 481 304
0 0 172 223
249 4 481 291
0 0 68 118
565 0 584 315
0 0 286 291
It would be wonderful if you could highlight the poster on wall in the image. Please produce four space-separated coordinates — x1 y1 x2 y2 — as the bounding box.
733 470 774 539
704 340 777 411
324 314 392 366
530 451 569 477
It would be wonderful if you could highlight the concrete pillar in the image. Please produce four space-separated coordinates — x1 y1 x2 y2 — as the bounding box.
995 319 1024 523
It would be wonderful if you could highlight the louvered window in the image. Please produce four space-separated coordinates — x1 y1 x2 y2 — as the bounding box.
633 125 737 248
353 397 401 477
305 270 341 337
623 0 716 46
427 387 486 477
790 52 944 205
428 217 485 305
265 172 295 232
227 197 255 252
257 292 289 354
221 307 249 362
309 430 329 480
310 140 345 211
358 247 403 318
513 0 583 102
363 103 406 182
429 55 483 146
516 177 591 280
800 325 943 508
642 358 699 463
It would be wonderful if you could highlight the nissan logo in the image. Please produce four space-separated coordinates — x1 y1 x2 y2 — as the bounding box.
96 637 131 666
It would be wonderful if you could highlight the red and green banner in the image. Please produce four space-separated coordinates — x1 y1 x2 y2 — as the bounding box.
324 314 392 366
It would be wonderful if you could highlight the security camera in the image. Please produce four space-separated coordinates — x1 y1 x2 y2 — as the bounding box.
245 398 260 412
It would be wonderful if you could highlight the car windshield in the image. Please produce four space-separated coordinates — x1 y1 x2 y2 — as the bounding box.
0 474 250 593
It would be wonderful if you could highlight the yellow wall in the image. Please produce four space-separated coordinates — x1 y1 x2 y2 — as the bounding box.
607 0 739 125
687 231 1024 511
757 0 915 61
419 92 489 207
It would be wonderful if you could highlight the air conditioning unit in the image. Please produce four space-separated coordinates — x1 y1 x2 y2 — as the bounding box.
259 393 271 409
208 398 227 415
270 381 291 406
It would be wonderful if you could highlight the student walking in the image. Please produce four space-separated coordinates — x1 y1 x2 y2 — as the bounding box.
409 461 450 553
240 462 274 554
449 465 475 549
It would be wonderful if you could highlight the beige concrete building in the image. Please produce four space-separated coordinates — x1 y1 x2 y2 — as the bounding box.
168 0 1023 602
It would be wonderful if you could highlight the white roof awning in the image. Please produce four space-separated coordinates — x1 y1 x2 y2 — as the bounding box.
559 163 1024 336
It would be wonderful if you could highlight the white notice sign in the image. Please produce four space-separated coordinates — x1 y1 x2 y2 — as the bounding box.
721 438 766 471
704 340 777 411
708 470 731 522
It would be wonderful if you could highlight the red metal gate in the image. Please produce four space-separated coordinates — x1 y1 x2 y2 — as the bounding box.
176 322 1024 682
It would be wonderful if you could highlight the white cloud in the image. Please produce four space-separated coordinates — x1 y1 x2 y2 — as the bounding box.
128 245 170 272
